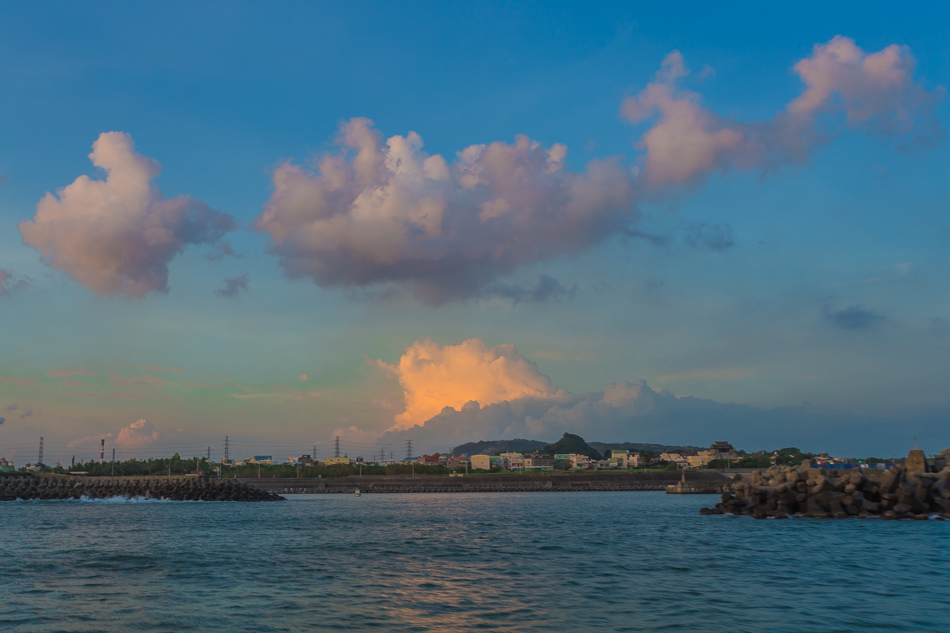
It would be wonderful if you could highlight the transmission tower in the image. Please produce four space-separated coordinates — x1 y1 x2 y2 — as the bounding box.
38 437 44 465
224 436 230 462
379 448 385 465
405 440 413 461
334 436 341 458
312 444 317 459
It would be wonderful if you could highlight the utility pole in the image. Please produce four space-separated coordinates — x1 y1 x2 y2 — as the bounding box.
334 436 341 458
195 456 200 476
38 437 44 466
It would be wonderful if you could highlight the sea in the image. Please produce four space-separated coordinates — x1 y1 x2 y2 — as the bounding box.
1 492 948 632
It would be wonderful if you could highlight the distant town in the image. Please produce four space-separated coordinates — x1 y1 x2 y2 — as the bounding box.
4 432 945 477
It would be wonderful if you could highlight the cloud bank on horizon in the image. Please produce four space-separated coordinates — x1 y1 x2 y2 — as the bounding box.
376 338 948 456
19 132 234 297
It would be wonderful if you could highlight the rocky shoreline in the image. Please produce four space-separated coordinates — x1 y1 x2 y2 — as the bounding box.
0 474 284 502
702 459 950 519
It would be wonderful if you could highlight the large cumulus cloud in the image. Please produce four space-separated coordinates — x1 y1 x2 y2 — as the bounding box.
256 119 634 304
20 132 234 296
376 338 564 430
622 36 942 190
256 38 938 303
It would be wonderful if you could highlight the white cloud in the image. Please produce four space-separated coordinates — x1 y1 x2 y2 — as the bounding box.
20 132 234 297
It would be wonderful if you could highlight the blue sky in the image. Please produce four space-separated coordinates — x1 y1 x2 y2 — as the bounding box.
1 2 948 463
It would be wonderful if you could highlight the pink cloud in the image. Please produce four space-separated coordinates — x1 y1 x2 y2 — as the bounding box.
19 132 234 297
256 119 633 304
621 36 942 191
116 419 159 449
376 338 565 430
46 368 94 379
0 377 39 386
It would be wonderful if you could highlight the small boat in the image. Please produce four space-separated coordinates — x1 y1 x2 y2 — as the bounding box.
354 488 361 497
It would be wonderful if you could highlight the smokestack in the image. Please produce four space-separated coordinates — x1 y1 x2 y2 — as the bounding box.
100 439 105 463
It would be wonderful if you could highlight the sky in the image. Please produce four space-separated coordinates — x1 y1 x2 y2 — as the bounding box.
1 1 948 464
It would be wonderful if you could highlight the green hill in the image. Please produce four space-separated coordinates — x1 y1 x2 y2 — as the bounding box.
543 433 602 460
450 438 548 456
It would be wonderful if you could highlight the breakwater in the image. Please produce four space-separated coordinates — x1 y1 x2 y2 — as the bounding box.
702 461 950 519
240 470 732 494
0 474 284 501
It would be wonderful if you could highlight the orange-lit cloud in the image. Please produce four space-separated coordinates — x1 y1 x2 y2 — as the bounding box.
377 338 564 430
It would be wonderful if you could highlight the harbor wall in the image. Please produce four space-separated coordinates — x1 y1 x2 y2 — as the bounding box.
239 470 732 495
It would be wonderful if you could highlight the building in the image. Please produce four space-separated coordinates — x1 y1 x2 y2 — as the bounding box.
608 450 639 469
417 453 441 465
447 457 469 470
710 441 737 461
688 442 739 468
500 452 524 471
470 455 492 470
660 453 689 468
554 454 573 470
524 454 555 470
322 456 351 466
247 455 273 464
569 454 591 470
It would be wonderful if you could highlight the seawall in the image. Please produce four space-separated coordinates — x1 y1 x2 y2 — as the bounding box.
0 474 284 501
239 470 732 494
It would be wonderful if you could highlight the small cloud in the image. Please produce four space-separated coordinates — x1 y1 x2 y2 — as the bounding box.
0 416 5 425
298 374 310 382
487 275 577 304
217 273 249 298
6 403 17 411
696 65 716 80
0 269 31 296
824 304 885 330
0 377 39 386
205 241 242 261
685 222 735 251
46 368 95 379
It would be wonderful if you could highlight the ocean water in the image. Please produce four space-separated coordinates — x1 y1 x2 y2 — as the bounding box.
1 492 948 632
